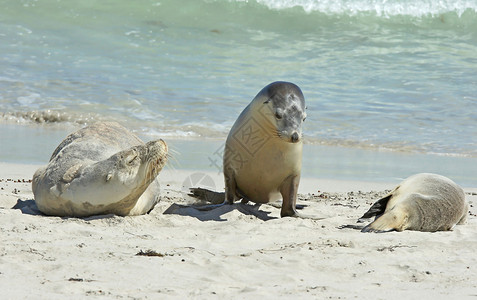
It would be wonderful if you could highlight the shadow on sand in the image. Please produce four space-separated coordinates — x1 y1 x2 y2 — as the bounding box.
11 199 116 220
163 202 277 222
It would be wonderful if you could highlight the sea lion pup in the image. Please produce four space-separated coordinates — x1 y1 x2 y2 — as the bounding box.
32 122 168 217
191 81 318 218
353 173 468 233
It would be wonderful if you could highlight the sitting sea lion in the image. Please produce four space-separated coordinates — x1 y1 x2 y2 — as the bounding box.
32 122 168 217
191 81 318 218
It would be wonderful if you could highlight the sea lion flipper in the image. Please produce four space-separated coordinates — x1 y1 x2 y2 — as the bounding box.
361 208 407 233
188 187 225 204
359 194 393 221
279 174 300 217
62 163 83 183
279 175 326 219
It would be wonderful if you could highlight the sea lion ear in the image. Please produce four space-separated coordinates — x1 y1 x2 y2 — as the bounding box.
106 172 113 182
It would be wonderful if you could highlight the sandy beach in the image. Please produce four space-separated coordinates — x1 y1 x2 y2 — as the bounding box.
1 161 476 299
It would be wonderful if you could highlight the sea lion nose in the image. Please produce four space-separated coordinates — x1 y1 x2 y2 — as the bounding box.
291 132 299 143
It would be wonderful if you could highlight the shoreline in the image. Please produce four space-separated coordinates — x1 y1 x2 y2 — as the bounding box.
3 161 476 196
2 121 477 187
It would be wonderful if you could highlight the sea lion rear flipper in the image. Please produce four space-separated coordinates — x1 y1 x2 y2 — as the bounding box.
188 187 225 204
358 194 392 222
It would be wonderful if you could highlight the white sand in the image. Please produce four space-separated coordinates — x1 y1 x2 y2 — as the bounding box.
1 162 476 299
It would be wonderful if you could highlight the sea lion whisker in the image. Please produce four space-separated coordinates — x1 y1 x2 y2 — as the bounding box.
164 153 180 171
168 147 180 156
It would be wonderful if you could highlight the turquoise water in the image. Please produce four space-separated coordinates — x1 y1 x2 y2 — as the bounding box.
1 0 476 184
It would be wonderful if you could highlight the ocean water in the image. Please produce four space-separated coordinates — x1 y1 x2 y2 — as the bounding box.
1 0 476 185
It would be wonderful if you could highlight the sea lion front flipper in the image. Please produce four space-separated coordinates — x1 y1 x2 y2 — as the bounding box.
49 163 84 196
279 175 327 220
361 208 407 233
279 174 300 217
358 194 393 222
62 163 83 183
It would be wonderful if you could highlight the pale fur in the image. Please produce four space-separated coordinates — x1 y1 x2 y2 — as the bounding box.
361 173 468 232
32 122 167 217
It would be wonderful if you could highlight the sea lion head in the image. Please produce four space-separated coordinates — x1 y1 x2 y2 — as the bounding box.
258 81 306 143
106 139 168 189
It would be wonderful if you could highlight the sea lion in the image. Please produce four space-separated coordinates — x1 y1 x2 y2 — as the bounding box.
356 173 468 232
32 122 168 217
191 81 313 218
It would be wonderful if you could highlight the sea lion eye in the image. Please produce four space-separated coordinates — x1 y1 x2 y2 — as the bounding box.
127 153 138 164
275 112 283 119
130 155 138 163
303 117 306 122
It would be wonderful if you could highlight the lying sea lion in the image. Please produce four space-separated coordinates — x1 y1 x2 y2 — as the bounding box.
32 122 168 217
355 173 468 232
